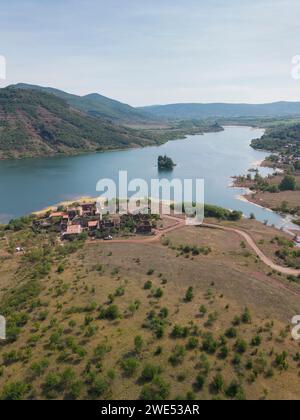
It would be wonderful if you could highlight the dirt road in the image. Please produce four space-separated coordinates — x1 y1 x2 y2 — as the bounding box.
90 215 300 276
202 223 300 277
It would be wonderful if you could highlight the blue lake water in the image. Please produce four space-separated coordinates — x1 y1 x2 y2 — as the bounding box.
0 126 297 230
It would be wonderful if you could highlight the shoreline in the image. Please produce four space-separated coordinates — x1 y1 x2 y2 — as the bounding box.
232 156 300 235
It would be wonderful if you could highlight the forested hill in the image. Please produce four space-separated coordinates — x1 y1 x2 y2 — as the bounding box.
139 102 300 120
251 123 300 161
0 87 162 159
12 83 154 125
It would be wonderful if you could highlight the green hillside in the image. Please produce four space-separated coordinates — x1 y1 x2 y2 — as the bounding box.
0 87 163 159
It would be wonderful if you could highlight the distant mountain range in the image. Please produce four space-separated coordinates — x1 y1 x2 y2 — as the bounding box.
12 83 154 125
12 83 300 121
138 102 300 120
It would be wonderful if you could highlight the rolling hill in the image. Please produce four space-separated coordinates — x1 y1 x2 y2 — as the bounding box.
12 83 154 125
0 87 163 159
139 102 300 120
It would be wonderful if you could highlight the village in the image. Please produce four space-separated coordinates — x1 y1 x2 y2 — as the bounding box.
32 201 160 241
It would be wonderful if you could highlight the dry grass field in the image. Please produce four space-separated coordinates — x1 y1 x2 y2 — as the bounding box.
0 219 300 400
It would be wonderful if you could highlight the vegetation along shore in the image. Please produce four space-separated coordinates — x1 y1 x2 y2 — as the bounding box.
233 122 300 227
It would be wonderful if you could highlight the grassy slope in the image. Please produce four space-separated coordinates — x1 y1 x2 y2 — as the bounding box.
0 88 168 159
0 219 300 400
0 88 223 159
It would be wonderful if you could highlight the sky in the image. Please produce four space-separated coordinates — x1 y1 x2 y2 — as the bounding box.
0 0 300 106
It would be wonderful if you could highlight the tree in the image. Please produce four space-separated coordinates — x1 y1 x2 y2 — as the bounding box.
225 380 245 400
121 357 140 377
235 338 247 354
241 307 252 324
185 287 194 302
144 280 152 290
140 364 162 382
274 351 289 370
104 305 120 320
0 382 29 400
134 336 144 354
279 175 296 191
199 305 207 317
218 345 229 359
158 155 176 171
140 377 170 400
195 374 205 390
202 333 218 355
210 374 224 394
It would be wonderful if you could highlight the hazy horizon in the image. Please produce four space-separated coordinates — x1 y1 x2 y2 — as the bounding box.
1 0 300 106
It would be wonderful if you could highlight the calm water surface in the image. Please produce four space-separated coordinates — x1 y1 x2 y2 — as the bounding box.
0 126 296 229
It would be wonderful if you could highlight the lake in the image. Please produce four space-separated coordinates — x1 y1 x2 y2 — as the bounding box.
0 126 297 230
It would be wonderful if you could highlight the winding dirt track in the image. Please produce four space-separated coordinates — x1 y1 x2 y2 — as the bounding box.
92 215 300 277
202 223 300 277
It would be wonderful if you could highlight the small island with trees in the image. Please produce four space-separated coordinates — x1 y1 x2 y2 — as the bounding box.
158 155 176 171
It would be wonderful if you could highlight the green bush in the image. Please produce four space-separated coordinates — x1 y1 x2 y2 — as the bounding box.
140 377 170 400
140 364 162 382
0 381 29 400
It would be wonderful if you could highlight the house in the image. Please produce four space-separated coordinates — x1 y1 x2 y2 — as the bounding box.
136 221 152 235
102 219 115 229
67 208 79 219
81 203 96 216
88 220 99 231
62 224 83 239
49 212 66 219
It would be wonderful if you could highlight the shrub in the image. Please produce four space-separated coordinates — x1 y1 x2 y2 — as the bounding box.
225 327 237 339
134 336 144 354
140 364 162 382
274 352 289 370
218 345 229 360
99 305 120 321
168 345 186 366
186 337 199 350
241 308 252 324
144 280 152 290
0 381 29 400
279 175 296 191
195 374 205 391
89 376 110 398
235 339 247 354
251 335 262 347
171 325 189 339
202 333 218 354
210 374 224 394
185 287 194 302
30 359 49 378
140 377 170 400
121 357 140 377
153 288 163 299
225 380 246 400
199 305 207 317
